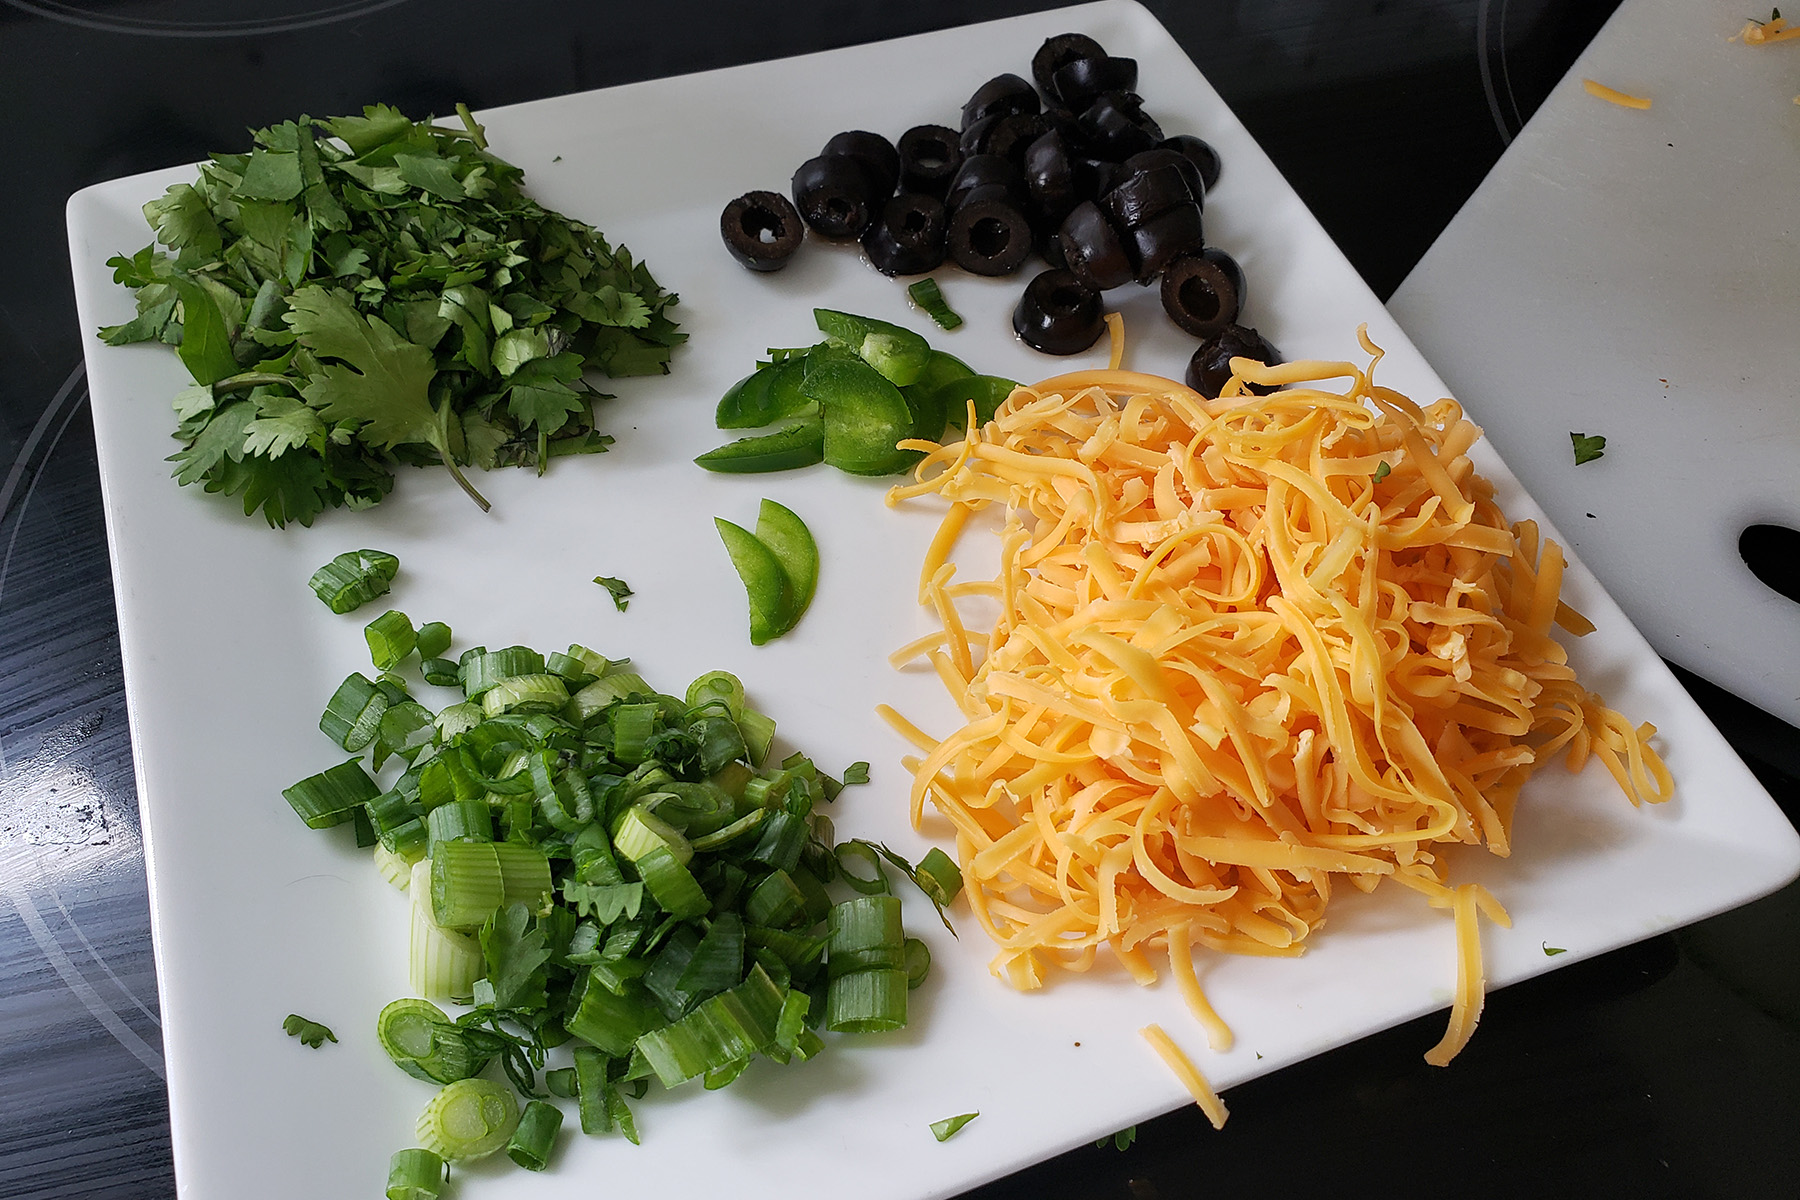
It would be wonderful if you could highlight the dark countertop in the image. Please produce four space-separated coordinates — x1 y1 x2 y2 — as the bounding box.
2 2 1796 1197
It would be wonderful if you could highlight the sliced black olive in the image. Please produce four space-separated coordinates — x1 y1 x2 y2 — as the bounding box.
1050 55 1139 109
1185 324 1281 397
1077 92 1162 158
985 112 1051 167
1023 131 1076 213
962 72 1041 129
862 192 948 276
959 114 1002 158
897 124 963 199
1073 157 1120 204
720 190 805 272
1013 268 1105 355
1126 202 1205 283
1032 32 1107 95
1160 248 1243 337
945 153 1025 214
791 154 878 239
1057 200 1134 290
948 197 1034 277
822 129 901 201
1160 134 1223 193
1123 148 1205 208
1102 162 1194 228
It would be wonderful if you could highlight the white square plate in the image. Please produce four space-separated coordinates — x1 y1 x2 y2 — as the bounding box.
65 3 1800 1197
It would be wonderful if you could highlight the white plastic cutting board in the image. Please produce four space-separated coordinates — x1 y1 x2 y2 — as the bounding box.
1389 0 1800 727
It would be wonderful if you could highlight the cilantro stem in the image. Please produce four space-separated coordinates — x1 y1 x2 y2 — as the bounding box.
212 371 300 395
434 400 491 512
455 103 489 151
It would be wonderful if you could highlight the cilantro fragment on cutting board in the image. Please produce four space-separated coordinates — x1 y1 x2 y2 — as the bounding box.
1570 432 1606 465
282 1013 338 1047
99 103 685 527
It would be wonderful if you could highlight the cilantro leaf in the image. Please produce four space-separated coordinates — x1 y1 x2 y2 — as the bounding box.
562 880 643 924
168 401 255 486
1543 943 1568 956
282 1013 337 1048
1372 460 1392 483
593 576 632 611
285 286 438 450
480 902 552 1011
238 150 304 201
143 183 223 259
169 278 242 386
324 103 415 156
842 761 871 786
506 353 587 436
1570 432 1607 465
243 392 325 458
208 448 331 528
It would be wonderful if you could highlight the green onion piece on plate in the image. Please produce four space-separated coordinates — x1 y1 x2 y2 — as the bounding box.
309 548 399 614
415 1076 519 1162
365 610 417 671
506 1099 564 1171
907 278 963 330
930 1111 979 1141
385 1147 446 1200
377 998 488 1084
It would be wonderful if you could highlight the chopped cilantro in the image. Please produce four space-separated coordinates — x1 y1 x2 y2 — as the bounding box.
1096 1125 1137 1151
1372 460 1392 483
1570 432 1607 465
842 761 871 786
283 1013 338 1047
593 575 633 611
100 104 684 527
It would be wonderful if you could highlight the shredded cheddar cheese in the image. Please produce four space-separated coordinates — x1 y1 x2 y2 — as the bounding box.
1582 79 1653 109
881 329 1672 1113
1741 14 1800 43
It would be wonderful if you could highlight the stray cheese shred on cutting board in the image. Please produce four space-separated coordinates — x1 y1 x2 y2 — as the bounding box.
879 327 1672 1121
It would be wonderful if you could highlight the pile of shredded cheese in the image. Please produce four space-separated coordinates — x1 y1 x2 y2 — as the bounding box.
878 329 1671 1126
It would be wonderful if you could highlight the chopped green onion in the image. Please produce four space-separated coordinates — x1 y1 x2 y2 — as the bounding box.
833 840 890 894
930 1111 979 1141
568 976 657 1057
374 842 417 889
281 1013 337 1047
915 847 964 907
421 657 460 687
459 645 547 700
634 964 786 1087
385 1148 446 1200
409 860 484 1002
415 621 452 660
903 937 931 989
482 673 570 718
309 549 399 614
824 966 908 1033
544 1066 578 1098
827 895 906 977
377 998 488 1084
366 610 418 671
415 1077 519 1162
506 1100 563 1171
573 1045 610 1134
282 758 380 829
319 672 388 752
429 841 551 929
907 278 963 330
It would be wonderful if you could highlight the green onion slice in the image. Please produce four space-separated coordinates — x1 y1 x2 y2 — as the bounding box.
385 1148 446 1200
309 549 398 614
506 1099 563 1171
929 1111 979 1142
415 1077 519 1162
366 610 418 671
377 998 488 1084
907 277 963 330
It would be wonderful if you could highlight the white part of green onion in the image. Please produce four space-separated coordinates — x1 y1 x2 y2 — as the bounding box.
374 843 414 891
409 859 483 1003
415 1077 519 1162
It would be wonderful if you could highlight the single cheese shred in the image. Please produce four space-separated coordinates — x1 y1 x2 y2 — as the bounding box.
880 329 1672 1118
